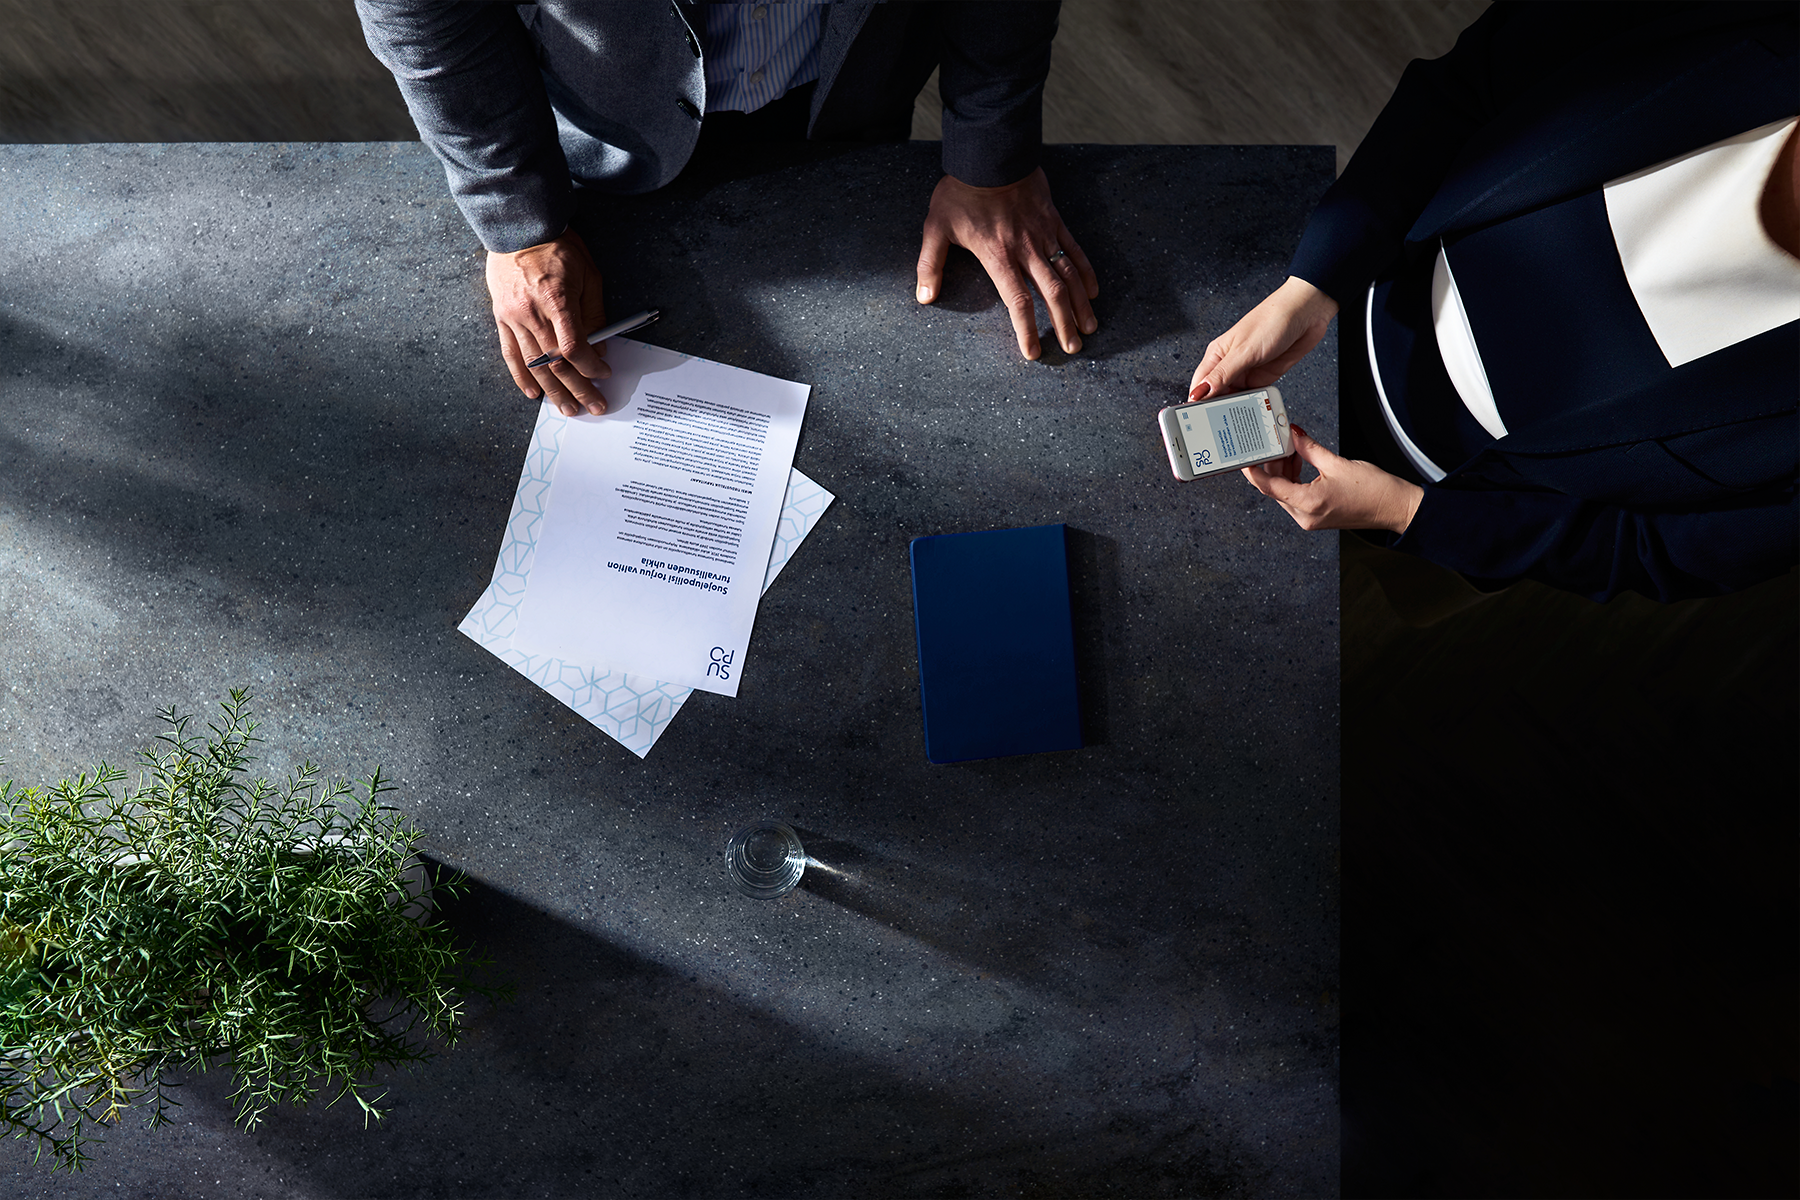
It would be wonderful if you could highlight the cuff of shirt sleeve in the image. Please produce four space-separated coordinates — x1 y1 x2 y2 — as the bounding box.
1385 482 1445 554
1383 485 1533 592
1388 482 1566 590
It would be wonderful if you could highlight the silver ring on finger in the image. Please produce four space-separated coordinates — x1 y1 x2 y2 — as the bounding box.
1046 248 1068 266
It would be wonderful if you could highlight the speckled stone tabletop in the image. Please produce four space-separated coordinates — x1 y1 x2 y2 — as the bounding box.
1 142 1338 1198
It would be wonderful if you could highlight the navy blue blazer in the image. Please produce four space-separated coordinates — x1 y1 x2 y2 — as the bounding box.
1289 2 1799 603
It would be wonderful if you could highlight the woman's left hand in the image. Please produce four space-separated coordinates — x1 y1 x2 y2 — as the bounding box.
1244 425 1424 534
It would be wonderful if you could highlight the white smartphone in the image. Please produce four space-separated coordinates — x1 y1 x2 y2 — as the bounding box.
1157 386 1293 481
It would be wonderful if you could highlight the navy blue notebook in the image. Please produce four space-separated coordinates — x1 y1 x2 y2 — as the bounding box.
908 524 1083 764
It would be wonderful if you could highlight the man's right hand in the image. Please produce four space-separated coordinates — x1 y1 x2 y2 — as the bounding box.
486 230 611 416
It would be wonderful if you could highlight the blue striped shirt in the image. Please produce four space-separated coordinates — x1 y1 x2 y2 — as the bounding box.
700 3 825 115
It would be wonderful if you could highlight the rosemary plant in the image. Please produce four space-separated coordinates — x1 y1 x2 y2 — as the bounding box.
0 689 505 1170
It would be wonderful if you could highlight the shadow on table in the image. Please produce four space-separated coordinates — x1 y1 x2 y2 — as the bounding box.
582 141 1217 373
927 244 1005 317
158 875 1268 1200
792 828 1148 1002
0 305 514 615
1065 526 1119 747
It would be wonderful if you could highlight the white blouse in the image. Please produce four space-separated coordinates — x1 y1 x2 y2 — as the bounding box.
1605 116 1800 368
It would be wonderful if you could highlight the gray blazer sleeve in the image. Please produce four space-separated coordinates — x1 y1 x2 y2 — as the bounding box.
356 0 574 253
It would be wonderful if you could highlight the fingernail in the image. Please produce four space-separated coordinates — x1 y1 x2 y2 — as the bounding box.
1291 424 1305 437
1065 337 1081 354
916 285 932 303
1189 382 1211 401
1082 317 1097 334
588 402 606 416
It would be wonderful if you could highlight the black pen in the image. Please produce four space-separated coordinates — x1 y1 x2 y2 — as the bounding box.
524 308 660 369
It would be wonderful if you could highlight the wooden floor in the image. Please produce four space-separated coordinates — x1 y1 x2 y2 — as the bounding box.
0 0 1485 169
931 0 1486 172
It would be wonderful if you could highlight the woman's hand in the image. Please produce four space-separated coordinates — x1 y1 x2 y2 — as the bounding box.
1188 276 1338 400
1244 425 1423 534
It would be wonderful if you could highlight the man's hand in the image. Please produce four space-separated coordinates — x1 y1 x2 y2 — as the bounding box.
1243 425 1423 534
485 230 611 416
1188 276 1338 401
916 167 1099 360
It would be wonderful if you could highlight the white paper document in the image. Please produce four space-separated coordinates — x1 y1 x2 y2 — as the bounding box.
508 338 809 697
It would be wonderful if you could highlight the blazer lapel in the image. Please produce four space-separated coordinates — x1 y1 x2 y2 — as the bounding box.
810 2 893 138
1411 10 1798 244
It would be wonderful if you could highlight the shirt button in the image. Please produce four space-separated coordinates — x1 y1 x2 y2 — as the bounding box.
753 5 767 19
749 69 764 85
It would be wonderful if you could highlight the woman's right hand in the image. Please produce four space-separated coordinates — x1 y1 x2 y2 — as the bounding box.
1187 276 1339 401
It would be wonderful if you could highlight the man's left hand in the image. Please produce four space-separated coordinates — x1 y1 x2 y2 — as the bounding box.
915 167 1098 360
1244 425 1424 534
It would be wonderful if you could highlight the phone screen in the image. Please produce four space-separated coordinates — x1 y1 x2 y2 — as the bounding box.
1178 391 1279 471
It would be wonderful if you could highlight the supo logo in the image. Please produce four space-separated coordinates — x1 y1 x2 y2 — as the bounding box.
707 647 734 679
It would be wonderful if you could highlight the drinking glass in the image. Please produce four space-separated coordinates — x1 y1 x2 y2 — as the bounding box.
725 819 805 898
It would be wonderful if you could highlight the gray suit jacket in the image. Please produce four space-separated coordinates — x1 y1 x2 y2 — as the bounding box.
358 1 1059 252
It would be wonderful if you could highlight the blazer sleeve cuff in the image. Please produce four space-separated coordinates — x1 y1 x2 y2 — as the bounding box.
456 180 575 255
1388 481 1799 603
1287 188 1404 309
940 125 1041 190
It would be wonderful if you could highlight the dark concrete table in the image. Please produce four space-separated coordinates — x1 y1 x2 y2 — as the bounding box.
1 142 1338 1197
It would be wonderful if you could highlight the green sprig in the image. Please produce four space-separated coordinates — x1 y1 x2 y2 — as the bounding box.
0 688 508 1171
